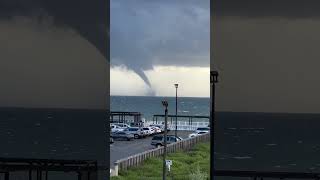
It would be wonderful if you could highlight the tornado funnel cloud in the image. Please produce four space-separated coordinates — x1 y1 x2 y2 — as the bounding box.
131 67 156 96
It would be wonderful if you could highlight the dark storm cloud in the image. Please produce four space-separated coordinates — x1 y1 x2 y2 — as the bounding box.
214 0 320 18
0 0 108 58
111 0 209 67
111 0 209 93
0 0 108 109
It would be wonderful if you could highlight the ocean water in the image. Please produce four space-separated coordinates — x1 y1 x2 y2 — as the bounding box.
112 96 320 174
111 96 210 121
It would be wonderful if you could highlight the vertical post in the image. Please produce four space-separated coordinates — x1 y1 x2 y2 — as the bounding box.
210 71 218 180
78 172 82 180
162 100 169 180
29 169 32 180
4 172 9 180
174 84 178 138
114 162 119 176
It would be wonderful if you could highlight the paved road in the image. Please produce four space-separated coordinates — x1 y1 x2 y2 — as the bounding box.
110 130 193 168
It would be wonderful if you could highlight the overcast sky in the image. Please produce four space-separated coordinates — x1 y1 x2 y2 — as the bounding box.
110 0 210 97
213 0 320 113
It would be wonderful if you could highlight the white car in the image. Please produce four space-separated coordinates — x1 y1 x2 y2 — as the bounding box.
188 131 208 138
150 124 165 132
142 127 154 136
111 125 124 133
150 126 162 134
111 123 130 129
195 127 210 134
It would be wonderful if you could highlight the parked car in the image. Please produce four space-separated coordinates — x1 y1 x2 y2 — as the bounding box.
151 135 181 148
150 124 166 132
124 127 145 139
195 127 210 134
111 123 130 129
111 131 134 141
188 131 208 138
176 136 183 141
150 126 162 134
130 121 144 127
111 125 124 133
142 127 154 136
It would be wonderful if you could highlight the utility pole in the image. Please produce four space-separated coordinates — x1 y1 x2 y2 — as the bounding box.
210 71 219 180
174 84 178 138
162 100 169 180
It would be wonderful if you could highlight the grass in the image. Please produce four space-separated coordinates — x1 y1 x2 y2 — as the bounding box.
111 142 210 180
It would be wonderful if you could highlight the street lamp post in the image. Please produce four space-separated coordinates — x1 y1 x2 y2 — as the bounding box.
210 71 219 180
161 100 169 180
174 84 178 138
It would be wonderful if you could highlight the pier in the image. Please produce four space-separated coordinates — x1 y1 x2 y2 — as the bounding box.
110 111 142 125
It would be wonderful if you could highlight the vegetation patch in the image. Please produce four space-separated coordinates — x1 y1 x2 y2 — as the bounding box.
111 143 210 180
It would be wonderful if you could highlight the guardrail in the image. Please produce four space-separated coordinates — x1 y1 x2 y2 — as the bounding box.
145 121 210 131
168 122 210 131
214 170 320 179
111 133 210 176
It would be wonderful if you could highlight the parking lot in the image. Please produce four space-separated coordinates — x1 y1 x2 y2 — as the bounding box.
110 130 193 168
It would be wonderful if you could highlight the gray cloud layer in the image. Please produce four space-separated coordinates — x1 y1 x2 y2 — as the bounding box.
111 0 209 93
0 0 108 58
0 1 108 109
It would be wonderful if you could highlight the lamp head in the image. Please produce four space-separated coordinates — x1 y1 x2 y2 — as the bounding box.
210 71 219 83
174 84 179 88
162 100 168 107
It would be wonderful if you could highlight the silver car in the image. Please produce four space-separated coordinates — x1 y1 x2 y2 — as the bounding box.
111 131 134 141
124 127 145 139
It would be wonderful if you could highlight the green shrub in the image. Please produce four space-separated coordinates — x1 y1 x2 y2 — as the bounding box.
188 164 208 180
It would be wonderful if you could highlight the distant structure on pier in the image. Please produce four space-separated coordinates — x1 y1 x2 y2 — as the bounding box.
110 111 143 126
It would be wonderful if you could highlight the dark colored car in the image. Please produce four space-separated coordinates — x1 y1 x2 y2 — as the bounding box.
111 131 134 141
151 135 181 148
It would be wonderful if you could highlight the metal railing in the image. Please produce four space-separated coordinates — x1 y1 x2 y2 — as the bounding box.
145 121 209 131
